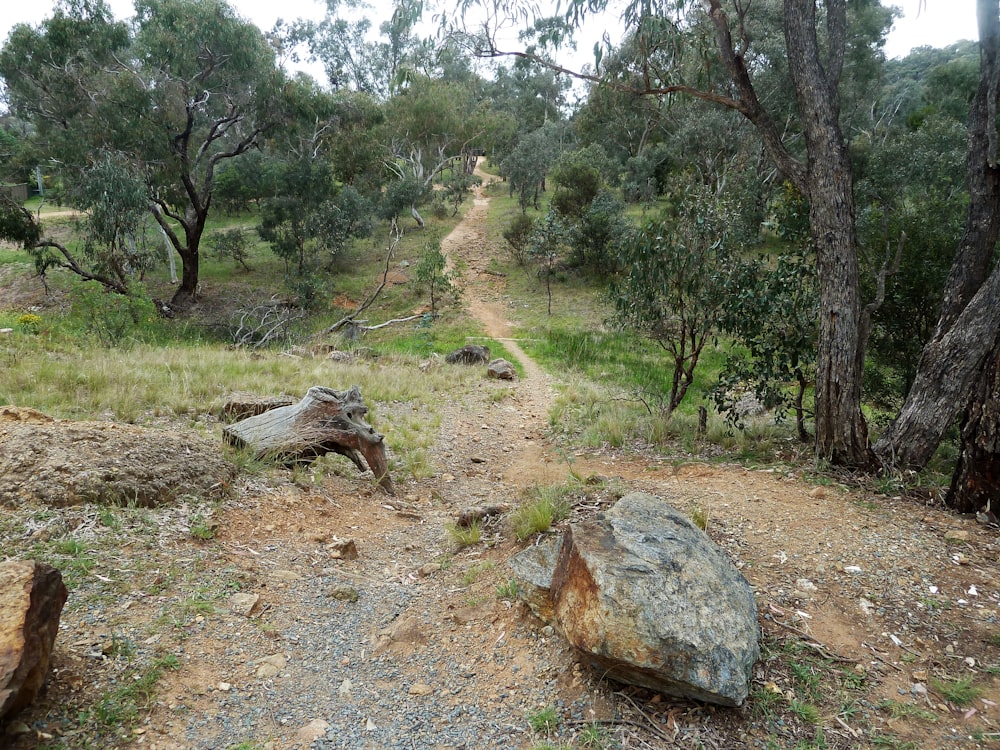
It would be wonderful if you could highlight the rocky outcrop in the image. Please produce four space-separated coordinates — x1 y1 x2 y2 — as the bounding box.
445 345 491 365
0 560 68 721
486 359 517 380
510 492 759 706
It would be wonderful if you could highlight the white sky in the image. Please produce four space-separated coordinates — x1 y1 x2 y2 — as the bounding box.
0 0 982 78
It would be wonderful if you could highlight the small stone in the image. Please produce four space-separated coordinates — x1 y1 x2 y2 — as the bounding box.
339 678 352 698
327 539 359 560
486 358 517 380
230 593 260 616
327 586 359 602
256 653 287 679
297 719 330 743
912 670 928 681
843 565 862 574
270 569 301 582
795 578 817 592
408 683 434 696
944 529 970 543
256 662 280 679
218 682 232 692
365 717 377 732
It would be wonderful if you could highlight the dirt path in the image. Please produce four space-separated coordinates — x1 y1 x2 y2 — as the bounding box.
439 162 560 489
7 166 1000 749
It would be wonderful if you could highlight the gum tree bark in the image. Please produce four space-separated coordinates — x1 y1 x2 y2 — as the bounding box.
781 0 870 465
874 0 1000 470
946 332 1000 514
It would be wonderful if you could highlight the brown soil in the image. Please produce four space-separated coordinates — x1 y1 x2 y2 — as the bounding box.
3 167 1000 749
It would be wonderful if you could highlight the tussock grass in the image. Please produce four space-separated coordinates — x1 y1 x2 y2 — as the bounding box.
931 675 984 707
510 483 573 540
446 520 482 549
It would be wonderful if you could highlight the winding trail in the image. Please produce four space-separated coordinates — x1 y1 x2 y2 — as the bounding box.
438 160 562 485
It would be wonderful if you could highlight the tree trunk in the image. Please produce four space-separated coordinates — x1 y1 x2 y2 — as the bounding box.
874 0 1000 470
222 386 394 494
784 0 871 466
171 246 199 305
876 271 1000 468
410 203 425 228
946 332 1000 514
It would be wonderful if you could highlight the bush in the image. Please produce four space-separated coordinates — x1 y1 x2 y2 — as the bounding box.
213 228 252 271
68 282 158 348
567 190 630 278
502 214 535 266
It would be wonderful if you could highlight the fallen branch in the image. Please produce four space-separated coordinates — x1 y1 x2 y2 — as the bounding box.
455 504 508 528
322 221 402 337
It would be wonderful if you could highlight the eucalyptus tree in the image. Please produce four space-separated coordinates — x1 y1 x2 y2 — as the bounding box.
875 3 1000 481
500 120 568 212
380 73 498 226
451 0 956 469
0 0 286 306
297 0 424 98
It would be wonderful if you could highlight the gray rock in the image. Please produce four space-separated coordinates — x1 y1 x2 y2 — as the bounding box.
550 492 759 707
444 345 491 365
508 535 562 624
486 359 517 380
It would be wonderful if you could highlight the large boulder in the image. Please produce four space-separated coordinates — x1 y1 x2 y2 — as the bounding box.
0 560 68 721
444 345 491 365
512 492 759 706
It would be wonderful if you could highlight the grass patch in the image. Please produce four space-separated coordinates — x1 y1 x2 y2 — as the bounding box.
496 578 520 600
689 505 710 531
878 699 939 722
931 675 983 706
460 560 494 586
446 521 482 549
789 698 821 724
527 705 560 734
90 653 180 729
510 484 573 540
575 723 613 749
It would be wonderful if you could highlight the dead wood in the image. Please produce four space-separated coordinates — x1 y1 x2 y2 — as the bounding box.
222 386 394 495
455 504 508 527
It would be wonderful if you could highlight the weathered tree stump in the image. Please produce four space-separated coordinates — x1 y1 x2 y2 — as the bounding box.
223 386 394 495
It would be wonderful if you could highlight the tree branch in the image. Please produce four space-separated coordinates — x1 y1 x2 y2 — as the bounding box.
321 220 403 336
33 239 130 295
